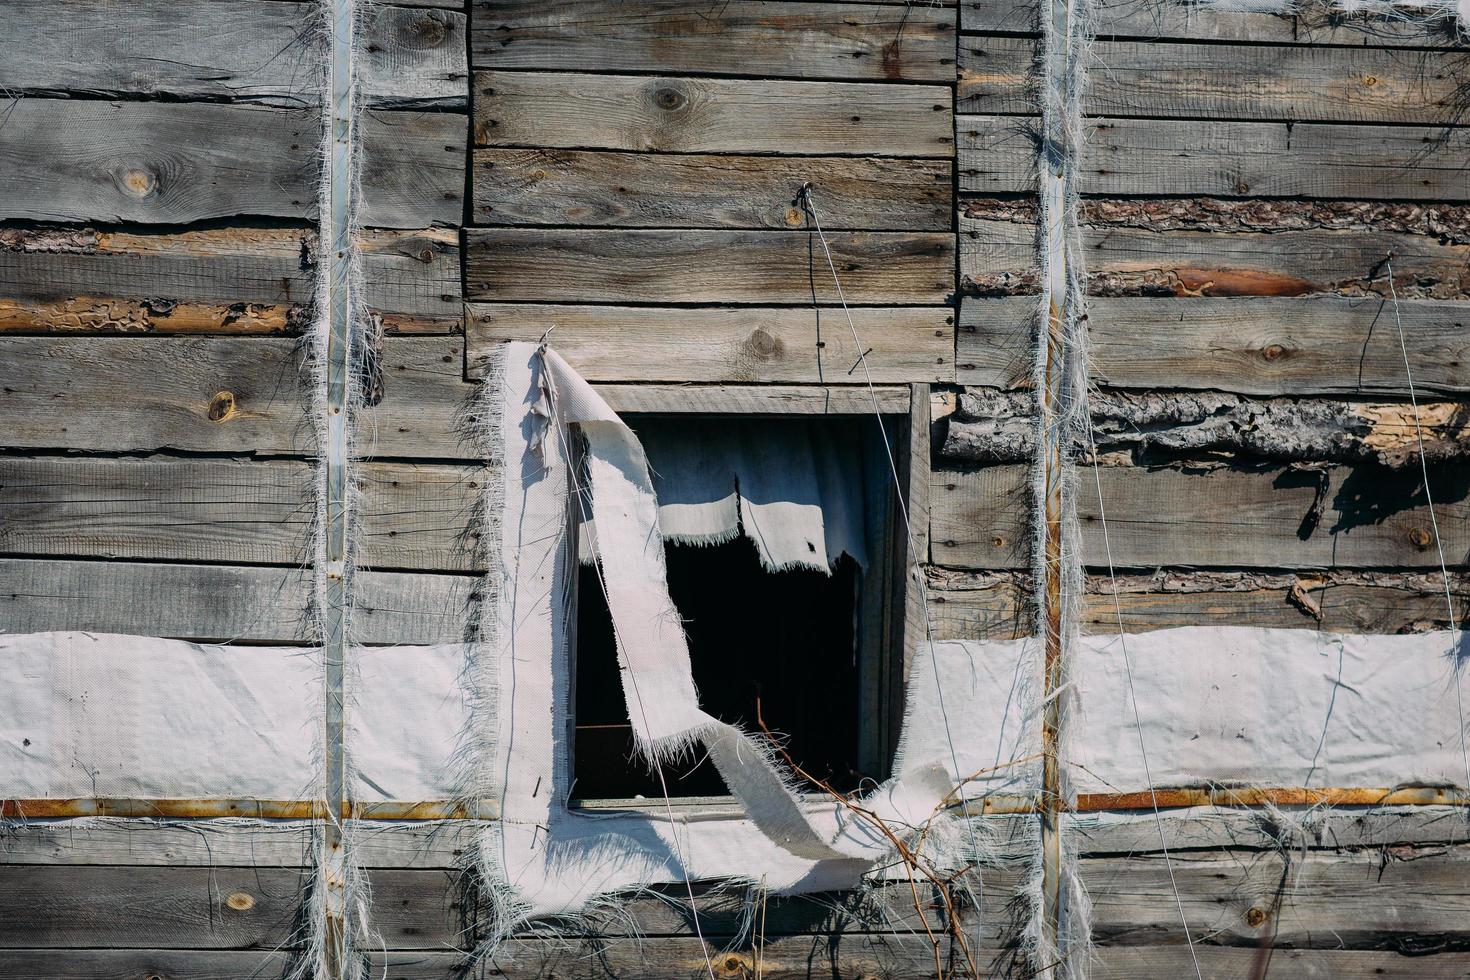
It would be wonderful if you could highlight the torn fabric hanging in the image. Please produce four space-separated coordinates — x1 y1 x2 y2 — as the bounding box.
578 415 884 573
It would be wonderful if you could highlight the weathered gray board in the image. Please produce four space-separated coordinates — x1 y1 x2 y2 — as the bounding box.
473 0 957 82
474 150 952 229
1 227 461 334
0 0 467 108
931 463 1470 569
475 71 953 155
960 36 1470 125
957 296 1470 396
959 116 1470 201
0 102 464 227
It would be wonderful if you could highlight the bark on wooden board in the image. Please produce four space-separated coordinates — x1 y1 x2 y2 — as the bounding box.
0 1 467 108
0 101 463 227
958 115 1470 201
0 227 461 334
473 149 951 229
466 304 953 383
931 462 1470 569
960 36 1470 125
957 295 1470 396
474 71 953 155
464 230 954 304
0 336 473 459
961 0 1468 47
960 215 1470 299
0 457 481 572
471 0 956 82
927 571 1469 639
0 559 472 645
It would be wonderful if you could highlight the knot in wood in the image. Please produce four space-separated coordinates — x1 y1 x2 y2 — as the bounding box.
1409 526 1433 549
226 891 256 912
1244 906 1268 928
652 86 688 112
119 168 159 199
783 206 805 226
208 390 237 422
1262 343 1288 362
412 11 449 46
745 328 782 359
715 952 751 978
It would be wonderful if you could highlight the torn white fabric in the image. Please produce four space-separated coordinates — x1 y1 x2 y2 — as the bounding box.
1070 625 1469 793
0 632 466 803
580 416 879 573
464 342 1033 921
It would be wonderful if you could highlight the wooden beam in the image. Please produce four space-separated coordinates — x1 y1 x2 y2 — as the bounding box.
0 227 461 335
473 150 951 230
959 215 1470 300
959 115 1470 201
591 383 913 415
471 0 956 82
957 295 1470 396
0 558 471 644
960 36 1470 125
464 230 954 304
474 70 953 155
0 457 482 572
931 462 1470 569
0 102 463 228
466 304 953 383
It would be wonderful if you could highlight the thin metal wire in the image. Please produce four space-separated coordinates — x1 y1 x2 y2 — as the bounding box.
539 348 720 980
1384 259 1470 794
1082 412 1204 980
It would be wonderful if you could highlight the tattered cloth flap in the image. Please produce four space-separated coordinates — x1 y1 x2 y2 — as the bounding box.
579 415 884 573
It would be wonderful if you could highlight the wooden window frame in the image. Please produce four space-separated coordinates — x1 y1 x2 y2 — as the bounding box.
570 382 931 810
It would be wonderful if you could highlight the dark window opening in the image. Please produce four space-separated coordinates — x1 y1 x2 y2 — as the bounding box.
572 538 864 799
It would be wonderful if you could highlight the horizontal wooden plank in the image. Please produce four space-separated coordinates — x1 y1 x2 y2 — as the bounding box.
474 71 952 155
1092 948 1470 979
472 0 955 82
957 295 1470 396
465 230 954 303
0 102 463 227
0 1 466 108
473 149 951 229
961 0 1468 47
958 115 1470 200
0 559 470 644
594 383 913 414
467 304 952 383
0 227 461 334
931 462 1470 569
959 36 1470 124
0 457 480 572
1083 845 1470 948
928 571 1470 639
960 215 1470 300
0 336 472 458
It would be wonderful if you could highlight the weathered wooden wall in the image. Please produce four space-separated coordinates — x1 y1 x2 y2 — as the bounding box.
3 0 1470 976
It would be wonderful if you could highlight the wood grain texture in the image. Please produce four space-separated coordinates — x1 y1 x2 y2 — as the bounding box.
0 102 463 227
0 559 471 644
0 457 481 572
0 227 461 334
474 71 953 155
471 0 956 82
957 296 1470 396
593 384 912 414
0 336 474 458
961 0 1468 47
959 36 1470 124
473 149 951 229
466 304 953 383
929 576 1470 640
0 1 466 108
960 216 1470 299
464 230 954 303
931 463 1470 569
958 115 1470 201
1091 948 1470 979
